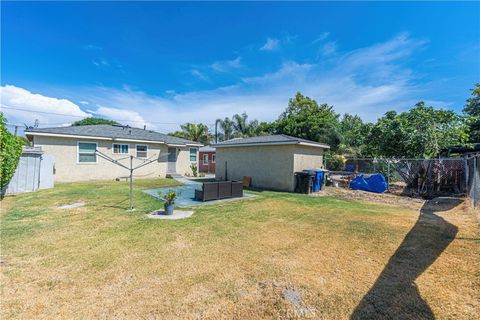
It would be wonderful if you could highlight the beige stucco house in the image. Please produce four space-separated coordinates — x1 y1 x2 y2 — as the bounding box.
25 125 202 183
214 135 329 192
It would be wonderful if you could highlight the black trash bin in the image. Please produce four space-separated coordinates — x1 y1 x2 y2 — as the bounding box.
294 172 313 194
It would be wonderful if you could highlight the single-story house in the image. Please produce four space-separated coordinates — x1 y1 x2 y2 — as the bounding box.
25 125 202 183
214 134 330 192
199 145 216 174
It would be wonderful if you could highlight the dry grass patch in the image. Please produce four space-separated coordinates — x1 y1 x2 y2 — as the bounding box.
1 179 479 319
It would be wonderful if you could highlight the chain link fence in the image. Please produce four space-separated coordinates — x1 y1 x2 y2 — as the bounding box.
325 157 472 200
465 155 480 209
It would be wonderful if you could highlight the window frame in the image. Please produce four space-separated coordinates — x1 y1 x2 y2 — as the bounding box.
77 141 98 164
202 154 209 165
189 147 198 162
112 143 129 155
212 154 216 163
136 144 148 158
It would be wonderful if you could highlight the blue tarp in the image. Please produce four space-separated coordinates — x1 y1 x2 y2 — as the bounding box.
350 174 388 193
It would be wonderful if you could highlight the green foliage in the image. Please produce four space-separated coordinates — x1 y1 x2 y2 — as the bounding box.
275 92 341 150
324 151 345 171
0 113 23 193
366 102 469 158
72 117 120 126
160 190 177 205
338 114 372 157
216 117 235 141
190 163 198 177
170 123 211 144
463 83 480 142
216 113 267 141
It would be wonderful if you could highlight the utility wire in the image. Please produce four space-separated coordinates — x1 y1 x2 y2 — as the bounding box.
1 105 215 126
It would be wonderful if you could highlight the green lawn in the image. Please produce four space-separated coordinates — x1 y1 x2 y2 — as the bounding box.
1 178 479 319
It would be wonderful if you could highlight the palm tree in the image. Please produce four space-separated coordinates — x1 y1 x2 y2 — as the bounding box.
172 123 210 144
232 112 261 137
217 117 235 141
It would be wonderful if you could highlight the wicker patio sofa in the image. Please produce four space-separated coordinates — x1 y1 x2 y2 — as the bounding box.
194 180 243 202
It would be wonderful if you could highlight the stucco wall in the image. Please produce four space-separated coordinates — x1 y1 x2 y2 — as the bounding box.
33 136 197 182
293 145 325 172
215 145 295 191
215 144 325 192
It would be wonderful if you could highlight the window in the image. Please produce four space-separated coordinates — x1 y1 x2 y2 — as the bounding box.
202 154 209 165
212 154 216 163
78 142 97 163
113 143 129 154
189 148 197 162
136 145 148 158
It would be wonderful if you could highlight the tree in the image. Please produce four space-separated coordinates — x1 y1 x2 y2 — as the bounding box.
0 113 23 196
366 102 469 158
72 117 120 126
169 123 211 144
338 114 372 157
463 83 480 143
216 117 235 141
275 92 341 150
232 112 261 137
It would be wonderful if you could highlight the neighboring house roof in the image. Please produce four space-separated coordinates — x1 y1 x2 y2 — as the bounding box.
213 134 330 149
199 145 216 152
25 125 203 147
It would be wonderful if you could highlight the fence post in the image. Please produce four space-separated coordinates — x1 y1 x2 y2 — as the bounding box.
387 160 390 192
464 157 469 194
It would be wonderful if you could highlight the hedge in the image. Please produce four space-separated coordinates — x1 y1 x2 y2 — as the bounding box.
0 113 23 195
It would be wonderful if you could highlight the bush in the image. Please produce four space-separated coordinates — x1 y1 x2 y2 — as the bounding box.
0 113 23 195
324 151 345 171
190 163 198 177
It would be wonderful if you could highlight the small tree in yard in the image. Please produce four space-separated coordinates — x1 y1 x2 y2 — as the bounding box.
0 113 23 197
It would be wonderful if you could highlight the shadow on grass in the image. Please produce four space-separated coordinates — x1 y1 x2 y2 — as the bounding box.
351 197 462 319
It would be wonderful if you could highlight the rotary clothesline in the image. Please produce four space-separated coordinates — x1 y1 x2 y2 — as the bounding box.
95 149 168 211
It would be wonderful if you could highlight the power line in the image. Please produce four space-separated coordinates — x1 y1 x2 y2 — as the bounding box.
1 106 216 126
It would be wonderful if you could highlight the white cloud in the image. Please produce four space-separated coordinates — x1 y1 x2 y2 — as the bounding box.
321 41 337 56
260 38 280 51
94 106 148 127
0 85 89 127
92 58 109 67
190 69 208 81
312 32 330 43
210 57 242 72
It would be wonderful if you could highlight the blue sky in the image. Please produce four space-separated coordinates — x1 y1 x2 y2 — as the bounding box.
1 1 479 132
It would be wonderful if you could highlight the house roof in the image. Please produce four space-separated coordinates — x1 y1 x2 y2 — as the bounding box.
199 145 216 152
25 125 203 146
213 134 330 149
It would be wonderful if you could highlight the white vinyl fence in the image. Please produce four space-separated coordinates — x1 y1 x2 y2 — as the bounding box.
3 147 54 195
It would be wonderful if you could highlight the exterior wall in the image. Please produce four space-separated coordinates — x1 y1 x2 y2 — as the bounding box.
292 145 325 172
199 151 216 173
215 145 295 191
33 136 198 182
215 144 326 192
176 146 199 176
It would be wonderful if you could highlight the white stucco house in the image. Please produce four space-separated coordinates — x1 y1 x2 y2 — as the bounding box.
25 124 202 182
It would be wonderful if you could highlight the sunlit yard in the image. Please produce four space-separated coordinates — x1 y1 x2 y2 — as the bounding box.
1 178 479 319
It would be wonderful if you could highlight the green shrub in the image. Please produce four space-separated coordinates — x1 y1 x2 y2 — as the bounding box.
324 151 345 171
190 163 198 177
0 113 23 195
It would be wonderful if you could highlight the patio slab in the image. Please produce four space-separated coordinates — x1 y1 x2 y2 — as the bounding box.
146 210 194 220
143 183 255 207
